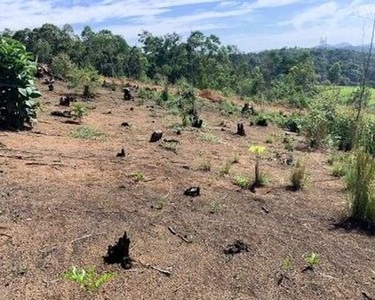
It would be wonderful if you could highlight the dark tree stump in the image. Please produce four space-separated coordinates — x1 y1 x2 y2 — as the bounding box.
184 187 200 197
191 115 203 128
150 131 163 143
121 122 130 127
256 118 268 127
123 88 134 101
339 141 352 152
59 96 73 107
116 149 126 157
236 123 246 136
48 83 54 91
104 232 132 269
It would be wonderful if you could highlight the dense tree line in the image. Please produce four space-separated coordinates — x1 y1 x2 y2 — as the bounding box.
1 24 374 98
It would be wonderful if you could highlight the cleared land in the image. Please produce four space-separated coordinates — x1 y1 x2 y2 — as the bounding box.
0 81 375 300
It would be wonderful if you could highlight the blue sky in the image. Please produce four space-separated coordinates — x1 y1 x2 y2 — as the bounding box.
1 0 375 51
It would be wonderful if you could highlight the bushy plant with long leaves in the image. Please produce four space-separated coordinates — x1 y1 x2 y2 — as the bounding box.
0 38 41 129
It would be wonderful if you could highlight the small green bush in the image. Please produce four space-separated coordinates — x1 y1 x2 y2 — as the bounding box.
220 161 232 176
68 66 101 98
234 176 250 189
51 53 75 79
64 266 113 294
290 159 308 191
305 252 320 269
72 102 88 122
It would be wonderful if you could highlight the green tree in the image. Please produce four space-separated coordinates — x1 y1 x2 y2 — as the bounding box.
328 62 341 84
0 38 41 128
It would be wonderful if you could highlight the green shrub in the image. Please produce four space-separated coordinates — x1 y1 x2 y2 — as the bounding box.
64 266 113 294
345 149 375 224
51 53 75 79
0 38 41 129
68 66 101 98
290 159 308 190
305 252 320 269
130 171 144 182
209 202 221 214
234 175 250 189
71 102 88 122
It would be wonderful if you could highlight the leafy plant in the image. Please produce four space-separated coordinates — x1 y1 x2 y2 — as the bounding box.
234 175 250 189
305 252 320 269
70 126 105 141
0 38 41 129
71 102 88 122
64 266 113 293
156 195 169 210
290 158 308 191
249 145 267 187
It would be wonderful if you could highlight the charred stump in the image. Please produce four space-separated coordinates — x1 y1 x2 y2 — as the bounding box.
184 187 200 197
241 103 256 116
51 111 71 118
59 96 73 107
191 115 203 128
104 232 132 269
48 83 54 91
236 123 246 136
150 131 163 143
224 240 249 255
256 118 268 127
123 88 134 101
116 149 126 157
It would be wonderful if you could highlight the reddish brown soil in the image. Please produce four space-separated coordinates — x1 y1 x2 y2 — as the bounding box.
0 81 374 300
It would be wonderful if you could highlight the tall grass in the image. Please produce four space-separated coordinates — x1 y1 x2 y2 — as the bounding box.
345 149 375 224
290 159 308 191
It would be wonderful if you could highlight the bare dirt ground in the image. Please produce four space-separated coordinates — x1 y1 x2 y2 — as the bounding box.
0 81 375 300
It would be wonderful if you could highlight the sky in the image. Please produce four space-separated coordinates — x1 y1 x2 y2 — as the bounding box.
1 0 375 52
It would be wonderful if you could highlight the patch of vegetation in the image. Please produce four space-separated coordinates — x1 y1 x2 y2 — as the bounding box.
159 140 178 153
51 52 76 79
198 161 211 172
70 126 106 141
345 149 375 225
198 133 220 144
282 256 293 271
71 102 88 122
64 266 113 294
220 161 232 176
130 171 144 182
234 175 250 189
209 201 221 214
0 38 41 129
249 145 267 187
290 159 308 191
68 66 101 98
305 252 320 269
156 195 169 210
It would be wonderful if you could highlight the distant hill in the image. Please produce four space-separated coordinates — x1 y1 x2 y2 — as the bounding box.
314 42 370 53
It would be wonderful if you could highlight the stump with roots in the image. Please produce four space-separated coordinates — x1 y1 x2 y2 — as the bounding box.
236 123 246 136
104 231 132 269
48 83 54 91
116 148 126 157
150 130 163 143
191 115 203 128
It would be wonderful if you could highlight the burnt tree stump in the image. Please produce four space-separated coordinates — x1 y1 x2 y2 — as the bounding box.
48 83 54 91
256 118 268 127
116 148 126 157
51 111 71 118
123 88 134 101
191 115 203 128
241 103 256 116
184 187 200 197
236 123 246 136
150 131 163 143
59 96 73 107
104 232 132 269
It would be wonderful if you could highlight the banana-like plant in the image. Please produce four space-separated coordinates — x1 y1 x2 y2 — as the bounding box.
0 38 41 129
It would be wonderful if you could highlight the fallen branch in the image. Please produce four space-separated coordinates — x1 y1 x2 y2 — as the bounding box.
70 232 106 244
134 259 172 277
168 226 191 244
